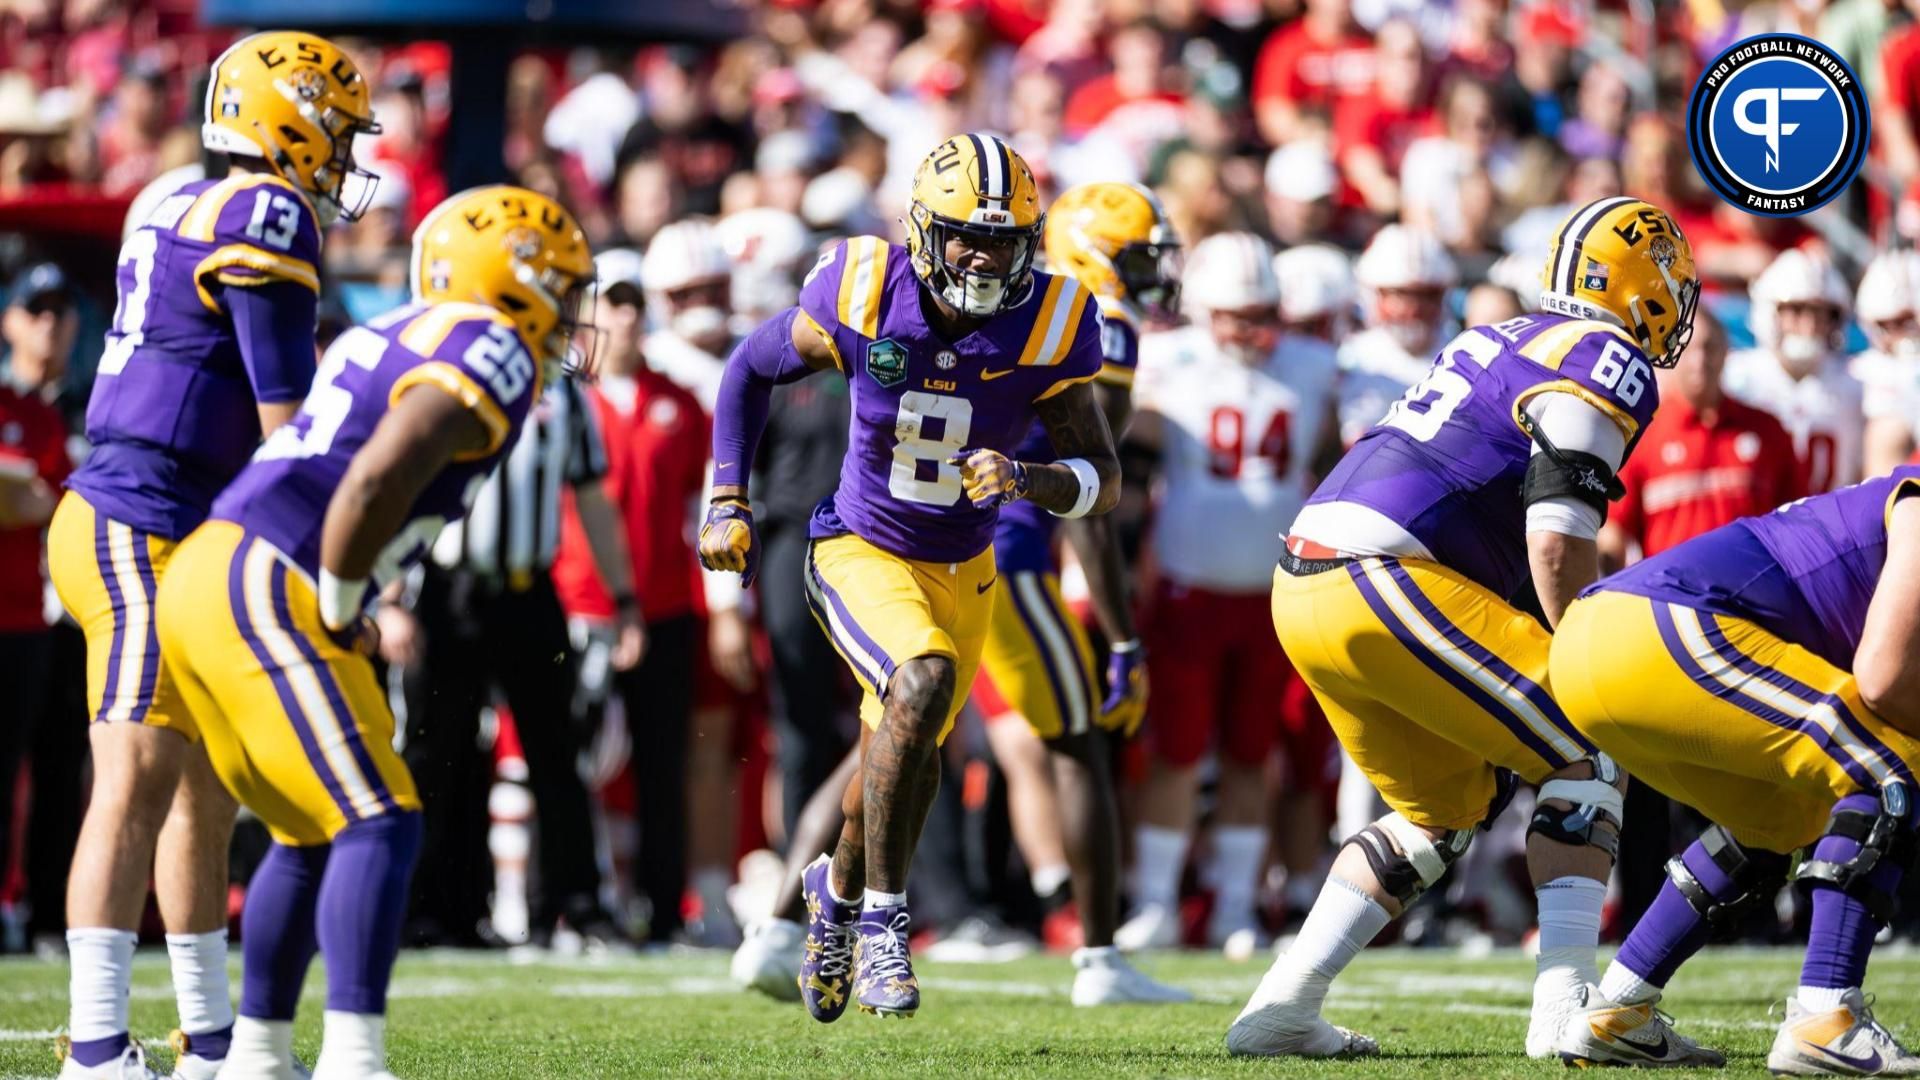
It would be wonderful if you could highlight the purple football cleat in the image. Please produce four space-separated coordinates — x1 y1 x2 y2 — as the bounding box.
798 854 858 1023
854 904 920 1019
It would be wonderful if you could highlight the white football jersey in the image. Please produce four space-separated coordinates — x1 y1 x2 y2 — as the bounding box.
1135 327 1339 592
1723 348 1864 493
1334 326 1440 447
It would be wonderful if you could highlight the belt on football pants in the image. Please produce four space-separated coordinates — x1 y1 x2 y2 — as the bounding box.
1277 536 1354 578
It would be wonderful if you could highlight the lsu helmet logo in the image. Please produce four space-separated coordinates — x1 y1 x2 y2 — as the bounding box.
1687 33 1868 216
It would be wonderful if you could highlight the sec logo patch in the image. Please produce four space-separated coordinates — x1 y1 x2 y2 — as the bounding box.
1687 33 1869 217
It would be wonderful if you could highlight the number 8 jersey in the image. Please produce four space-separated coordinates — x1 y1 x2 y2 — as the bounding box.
799 237 1104 562
69 172 323 540
1292 313 1661 597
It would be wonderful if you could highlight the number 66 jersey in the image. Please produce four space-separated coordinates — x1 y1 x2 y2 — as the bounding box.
1279 312 1661 831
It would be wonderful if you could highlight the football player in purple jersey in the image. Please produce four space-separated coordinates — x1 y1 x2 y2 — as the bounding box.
698 134 1122 1021
46 32 378 1080
1227 198 1715 1065
1553 469 1920 1074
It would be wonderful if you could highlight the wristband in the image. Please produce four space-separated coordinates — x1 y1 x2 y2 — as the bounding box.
318 569 369 633
1049 457 1102 520
1110 638 1142 654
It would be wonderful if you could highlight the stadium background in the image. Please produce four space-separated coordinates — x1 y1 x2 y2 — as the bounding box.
0 0 1917 990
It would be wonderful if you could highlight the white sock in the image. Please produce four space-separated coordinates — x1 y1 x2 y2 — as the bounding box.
1535 876 1607 1005
166 930 235 1038
67 927 136 1043
1242 876 1389 1017
1031 862 1071 899
227 1016 295 1065
314 1010 384 1078
1599 961 1660 1005
863 890 907 910
1133 826 1190 912
1797 985 1854 1012
825 868 859 908
1211 826 1268 929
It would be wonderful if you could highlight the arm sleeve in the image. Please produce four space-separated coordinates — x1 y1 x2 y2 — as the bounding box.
563 378 610 488
711 308 814 480
1522 391 1628 540
228 279 319 404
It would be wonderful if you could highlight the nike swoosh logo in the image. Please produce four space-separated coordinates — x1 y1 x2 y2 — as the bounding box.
981 368 1015 381
1806 1041 1882 1072
716 462 735 469
1593 1020 1666 1059
977 576 997 594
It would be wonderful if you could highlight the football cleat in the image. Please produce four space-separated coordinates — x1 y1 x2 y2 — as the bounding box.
731 918 805 1002
1225 999 1378 1059
1069 947 1193 1006
921 914 1037 964
853 904 920 1019
164 1029 227 1080
797 855 858 1023
1207 910 1270 962
1552 984 1725 1068
56 1037 162 1079
1768 988 1920 1076
1114 902 1182 951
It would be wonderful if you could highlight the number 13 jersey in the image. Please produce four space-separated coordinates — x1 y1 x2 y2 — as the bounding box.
69 172 323 540
799 237 1103 563
1293 314 1661 597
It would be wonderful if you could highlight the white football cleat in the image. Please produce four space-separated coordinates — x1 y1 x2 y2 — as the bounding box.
1768 988 1920 1076
1069 947 1193 1006
731 918 805 1001
1550 984 1725 1068
1114 903 1181 951
1207 911 1270 962
57 1040 161 1079
1226 996 1378 1058
213 1018 311 1080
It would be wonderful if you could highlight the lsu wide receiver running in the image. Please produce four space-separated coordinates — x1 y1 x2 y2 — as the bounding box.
154 186 591 1080
48 32 378 1080
973 181 1188 1005
1226 197 1714 1065
699 134 1122 1021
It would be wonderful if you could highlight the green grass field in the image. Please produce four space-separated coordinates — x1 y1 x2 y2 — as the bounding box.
4 945 1919 1078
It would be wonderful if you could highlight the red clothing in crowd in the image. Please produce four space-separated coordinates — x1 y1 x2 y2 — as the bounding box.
1062 77 1185 136
1885 25 1920 147
1333 98 1433 174
0 387 68 631
1612 393 1803 558
1252 19 1377 127
552 369 709 624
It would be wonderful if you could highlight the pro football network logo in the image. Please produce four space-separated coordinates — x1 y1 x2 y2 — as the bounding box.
1687 33 1869 217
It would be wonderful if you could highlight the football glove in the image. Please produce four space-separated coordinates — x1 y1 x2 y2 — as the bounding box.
698 498 760 587
1098 640 1147 739
949 447 1031 509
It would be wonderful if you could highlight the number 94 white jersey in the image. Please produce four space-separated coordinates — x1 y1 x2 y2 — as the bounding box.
1134 326 1339 592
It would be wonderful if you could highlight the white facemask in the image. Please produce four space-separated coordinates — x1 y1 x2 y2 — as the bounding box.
1777 333 1826 376
1892 336 1920 361
1384 320 1434 355
670 305 730 350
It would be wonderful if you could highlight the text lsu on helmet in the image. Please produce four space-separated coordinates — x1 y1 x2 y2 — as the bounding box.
410 185 594 381
1538 197 1700 368
1043 181 1182 323
201 30 382 226
904 133 1045 318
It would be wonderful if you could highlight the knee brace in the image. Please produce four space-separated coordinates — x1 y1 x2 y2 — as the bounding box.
1666 825 1791 928
1343 812 1473 906
1795 784 1919 924
1530 754 1626 861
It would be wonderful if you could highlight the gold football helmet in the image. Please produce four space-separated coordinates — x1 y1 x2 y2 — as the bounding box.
904 133 1044 318
202 30 381 226
1539 197 1699 368
410 186 594 379
1044 181 1182 322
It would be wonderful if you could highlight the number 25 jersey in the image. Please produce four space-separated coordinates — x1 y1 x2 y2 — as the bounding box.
69 172 322 540
1299 314 1661 598
798 237 1104 564
212 302 539 587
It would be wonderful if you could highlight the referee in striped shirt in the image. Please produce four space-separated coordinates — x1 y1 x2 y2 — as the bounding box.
380 374 645 950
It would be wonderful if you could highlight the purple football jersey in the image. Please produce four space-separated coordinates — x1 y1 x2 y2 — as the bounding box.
1305 314 1662 597
1598 466 1920 670
993 298 1138 572
68 172 323 539
799 237 1104 564
213 302 539 592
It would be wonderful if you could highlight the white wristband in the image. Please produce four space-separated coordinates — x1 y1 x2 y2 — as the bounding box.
317 569 369 633
1049 457 1102 520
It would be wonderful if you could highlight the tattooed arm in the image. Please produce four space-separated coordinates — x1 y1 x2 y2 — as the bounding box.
1025 380 1121 516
